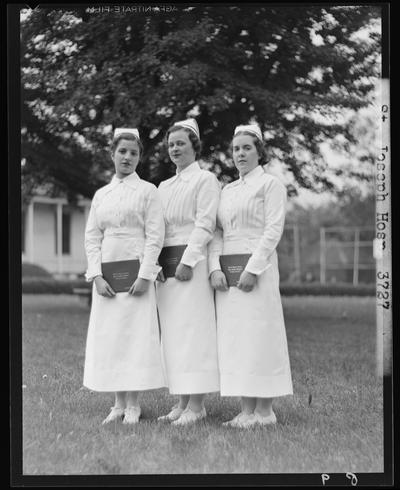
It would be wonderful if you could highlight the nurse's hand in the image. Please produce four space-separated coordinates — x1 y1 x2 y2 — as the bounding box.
156 269 166 282
237 271 257 292
94 276 116 298
175 263 193 281
129 277 150 296
210 270 229 291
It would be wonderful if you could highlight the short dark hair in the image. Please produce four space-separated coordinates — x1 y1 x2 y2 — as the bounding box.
111 132 144 157
232 130 267 166
165 125 202 160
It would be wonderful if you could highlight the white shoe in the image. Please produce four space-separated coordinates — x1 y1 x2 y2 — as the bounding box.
123 406 141 425
237 411 277 429
254 411 277 426
222 411 248 427
157 404 185 422
101 406 124 425
172 407 207 426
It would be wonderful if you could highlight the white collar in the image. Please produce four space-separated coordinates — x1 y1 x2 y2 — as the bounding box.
230 165 265 187
164 161 201 185
110 171 140 190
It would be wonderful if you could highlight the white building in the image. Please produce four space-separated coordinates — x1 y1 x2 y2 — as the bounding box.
22 195 91 278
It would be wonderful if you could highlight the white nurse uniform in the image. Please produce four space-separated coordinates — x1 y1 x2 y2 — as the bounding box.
156 161 220 394
83 172 166 392
209 166 293 398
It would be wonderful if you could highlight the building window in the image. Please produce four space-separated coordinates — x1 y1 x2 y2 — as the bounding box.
54 207 71 255
62 211 71 255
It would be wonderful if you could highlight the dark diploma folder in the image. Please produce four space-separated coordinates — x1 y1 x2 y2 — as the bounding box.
219 254 251 287
158 245 187 278
101 259 140 293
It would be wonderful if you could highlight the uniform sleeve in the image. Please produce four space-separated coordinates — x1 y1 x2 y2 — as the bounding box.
245 178 287 275
207 216 224 274
180 173 221 268
138 186 165 281
84 193 104 282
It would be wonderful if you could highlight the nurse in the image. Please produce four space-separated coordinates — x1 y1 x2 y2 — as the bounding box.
83 128 166 425
156 118 220 426
209 124 293 429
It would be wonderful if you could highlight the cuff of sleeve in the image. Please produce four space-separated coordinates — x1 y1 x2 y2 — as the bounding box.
138 263 162 282
245 255 272 276
180 247 206 268
208 255 222 275
85 270 103 282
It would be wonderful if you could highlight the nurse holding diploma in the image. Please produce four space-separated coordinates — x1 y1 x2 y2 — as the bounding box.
83 128 166 425
156 119 220 425
209 124 293 429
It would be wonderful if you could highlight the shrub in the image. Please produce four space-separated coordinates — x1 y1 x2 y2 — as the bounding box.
22 262 53 278
279 282 375 296
21 278 375 297
22 278 90 294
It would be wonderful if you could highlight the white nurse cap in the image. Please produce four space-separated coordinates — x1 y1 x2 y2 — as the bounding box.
234 124 263 141
173 118 200 139
113 128 140 139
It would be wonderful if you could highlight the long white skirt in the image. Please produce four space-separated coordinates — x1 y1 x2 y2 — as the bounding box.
156 259 220 394
83 235 166 392
216 242 293 398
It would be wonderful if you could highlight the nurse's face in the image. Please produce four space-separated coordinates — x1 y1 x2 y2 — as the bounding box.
168 130 196 171
112 138 140 179
232 134 260 177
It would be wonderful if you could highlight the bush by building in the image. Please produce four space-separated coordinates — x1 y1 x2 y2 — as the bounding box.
22 262 53 278
22 278 375 297
279 282 375 296
22 277 90 294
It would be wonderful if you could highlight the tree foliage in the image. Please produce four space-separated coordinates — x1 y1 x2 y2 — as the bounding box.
20 5 381 200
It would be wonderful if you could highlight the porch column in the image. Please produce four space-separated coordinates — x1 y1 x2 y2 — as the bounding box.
27 201 34 263
56 202 63 274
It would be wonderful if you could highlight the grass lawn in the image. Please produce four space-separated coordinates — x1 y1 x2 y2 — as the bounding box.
21 294 383 475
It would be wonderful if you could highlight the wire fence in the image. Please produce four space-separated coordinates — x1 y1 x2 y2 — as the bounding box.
277 225 375 284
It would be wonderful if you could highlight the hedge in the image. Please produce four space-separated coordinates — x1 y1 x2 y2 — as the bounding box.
22 278 90 294
22 262 53 278
279 282 375 297
22 278 375 297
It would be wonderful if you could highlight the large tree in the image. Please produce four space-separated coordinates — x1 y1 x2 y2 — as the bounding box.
21 5 381 201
